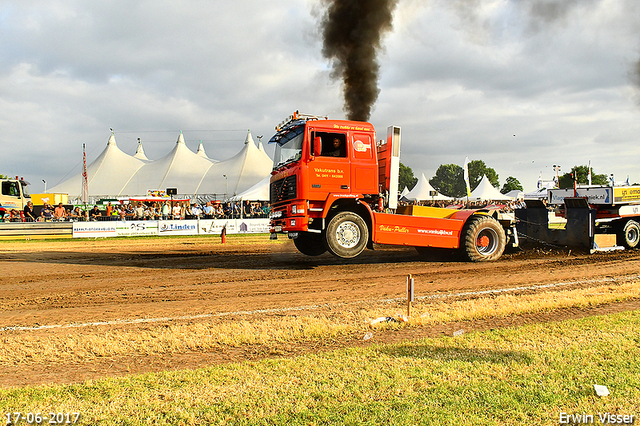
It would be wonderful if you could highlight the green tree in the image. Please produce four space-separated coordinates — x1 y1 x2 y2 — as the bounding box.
0 174 7 179
501 176 523 194
398 162 418 192
430 160 500 198
430 164 464 198
467 160 499 190
558 165 608 188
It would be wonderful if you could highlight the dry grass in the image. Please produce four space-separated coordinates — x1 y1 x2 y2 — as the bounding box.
1 278 638 367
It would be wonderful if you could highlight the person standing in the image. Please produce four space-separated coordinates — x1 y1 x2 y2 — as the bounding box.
23 201 35 222
54 203 67 221
172 203 181 220
161 202 170 220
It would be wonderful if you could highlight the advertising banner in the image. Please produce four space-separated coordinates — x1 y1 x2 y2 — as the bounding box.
613 186 640 204
72 222 118 238
73 218 269 238
158 220 199 236
116 220 158 237
548 188 612 205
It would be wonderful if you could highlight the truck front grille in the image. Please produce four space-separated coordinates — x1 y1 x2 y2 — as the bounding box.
270 175 297 203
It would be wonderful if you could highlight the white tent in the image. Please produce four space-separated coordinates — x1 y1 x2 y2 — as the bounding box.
400 186 409 198
468 175 512 201
48 130 273 200
404 173 453 201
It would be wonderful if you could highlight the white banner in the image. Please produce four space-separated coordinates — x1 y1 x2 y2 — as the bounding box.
158 220 199 236
72 222 118 238
117 220 158 237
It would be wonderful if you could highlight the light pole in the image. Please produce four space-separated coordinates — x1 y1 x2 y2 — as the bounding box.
42 179 47 192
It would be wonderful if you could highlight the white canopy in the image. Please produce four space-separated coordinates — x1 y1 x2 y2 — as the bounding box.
404 173 452 201
505 189 524 199
468 175 512 201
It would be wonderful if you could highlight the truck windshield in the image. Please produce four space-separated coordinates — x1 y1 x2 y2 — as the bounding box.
20 182 30 198
273 132 304 170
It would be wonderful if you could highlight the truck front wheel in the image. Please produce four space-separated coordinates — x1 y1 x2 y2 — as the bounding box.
461 215 506 262
293 232 327 256
325 212 368 259
620 220 640 249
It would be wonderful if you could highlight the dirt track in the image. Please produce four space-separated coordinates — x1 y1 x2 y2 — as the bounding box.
1 236 639 387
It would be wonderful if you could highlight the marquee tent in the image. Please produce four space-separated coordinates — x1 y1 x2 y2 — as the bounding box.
468 175 512 201
48 130 273 200
403 173 453 201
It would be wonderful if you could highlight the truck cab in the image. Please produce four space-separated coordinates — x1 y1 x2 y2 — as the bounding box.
270 113 379 237
0 177 31 217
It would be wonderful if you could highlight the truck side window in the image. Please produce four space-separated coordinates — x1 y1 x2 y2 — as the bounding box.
2 181 20 197
318 132 346 158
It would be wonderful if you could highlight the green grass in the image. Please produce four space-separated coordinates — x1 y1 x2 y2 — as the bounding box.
2 311 639 425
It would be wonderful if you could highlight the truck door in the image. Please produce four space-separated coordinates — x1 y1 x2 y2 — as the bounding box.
350 132 377 194
308 132 351 199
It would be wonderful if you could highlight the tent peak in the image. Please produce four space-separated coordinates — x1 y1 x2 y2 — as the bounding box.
196 140 209 159
176 132 186 145
134 138 149 161
244 130 255 146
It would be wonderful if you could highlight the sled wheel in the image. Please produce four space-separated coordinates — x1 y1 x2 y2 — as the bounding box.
461 215 506 262
293 232 327 256
620 220 640 249
325 212 368 259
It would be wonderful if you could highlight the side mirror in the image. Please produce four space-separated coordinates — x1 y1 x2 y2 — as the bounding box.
313 136 322 157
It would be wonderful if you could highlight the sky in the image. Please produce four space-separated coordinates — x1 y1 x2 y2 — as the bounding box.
1 0 639 193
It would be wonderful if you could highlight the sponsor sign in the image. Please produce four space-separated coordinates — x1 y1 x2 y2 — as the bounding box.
116 220 158 237
614 186 640 203
549 188 612 205
158 220 199 236
72 222 117 238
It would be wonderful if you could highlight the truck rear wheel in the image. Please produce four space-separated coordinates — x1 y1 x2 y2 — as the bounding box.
325 212 368 259
461 215 506 262
620 220 640 249
293 232 327 256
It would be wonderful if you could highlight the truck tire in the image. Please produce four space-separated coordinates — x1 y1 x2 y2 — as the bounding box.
325 212 368 259
293 232 327 256
460 215 506 262
620 220 640 249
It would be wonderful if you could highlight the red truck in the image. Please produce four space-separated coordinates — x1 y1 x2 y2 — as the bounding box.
268 112 517 261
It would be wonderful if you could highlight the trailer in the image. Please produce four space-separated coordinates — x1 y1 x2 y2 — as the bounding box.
268 112 517 261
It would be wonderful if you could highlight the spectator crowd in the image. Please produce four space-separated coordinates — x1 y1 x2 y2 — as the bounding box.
3 200 271 222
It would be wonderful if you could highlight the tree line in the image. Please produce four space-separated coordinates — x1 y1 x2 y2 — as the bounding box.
399 162 617 199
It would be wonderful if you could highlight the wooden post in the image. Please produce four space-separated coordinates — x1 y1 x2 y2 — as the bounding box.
407 274 414 319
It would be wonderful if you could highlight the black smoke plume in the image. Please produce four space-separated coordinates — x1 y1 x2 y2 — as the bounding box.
321 0 398 122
